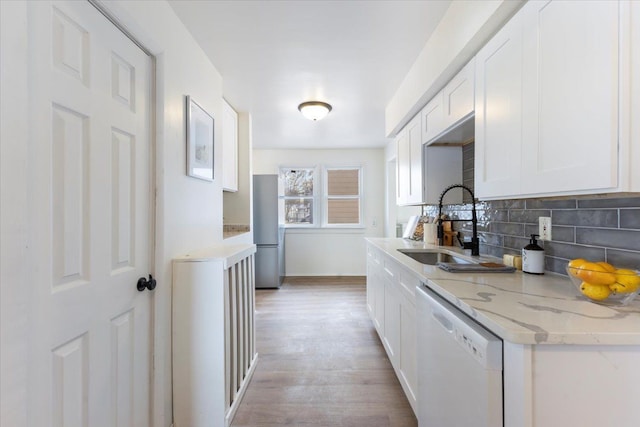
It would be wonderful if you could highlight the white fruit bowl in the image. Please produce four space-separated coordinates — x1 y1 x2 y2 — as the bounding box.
566 263 640 306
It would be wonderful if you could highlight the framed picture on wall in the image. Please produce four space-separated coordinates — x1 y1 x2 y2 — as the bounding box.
186 95 214 181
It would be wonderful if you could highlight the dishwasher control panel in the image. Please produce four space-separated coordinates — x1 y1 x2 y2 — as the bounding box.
455 328 486 364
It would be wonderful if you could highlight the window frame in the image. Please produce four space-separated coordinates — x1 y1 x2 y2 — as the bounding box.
279 165 364 229
322 165 364 228
279 166 318 227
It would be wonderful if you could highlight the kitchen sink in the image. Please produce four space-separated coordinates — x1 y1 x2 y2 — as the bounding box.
397 249 475 265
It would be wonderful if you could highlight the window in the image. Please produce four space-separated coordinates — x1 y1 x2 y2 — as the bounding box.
279 166 363 227
325 167 362 226
280 168 315 225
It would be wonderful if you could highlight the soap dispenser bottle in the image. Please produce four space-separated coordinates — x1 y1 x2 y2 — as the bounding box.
522 234 545 275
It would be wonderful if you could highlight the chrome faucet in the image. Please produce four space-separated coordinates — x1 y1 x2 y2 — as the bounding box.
437 184 480 256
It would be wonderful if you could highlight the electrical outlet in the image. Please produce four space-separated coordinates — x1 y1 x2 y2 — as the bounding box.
539 217 552 241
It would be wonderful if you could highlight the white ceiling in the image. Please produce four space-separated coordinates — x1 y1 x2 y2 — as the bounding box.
168 0 452 149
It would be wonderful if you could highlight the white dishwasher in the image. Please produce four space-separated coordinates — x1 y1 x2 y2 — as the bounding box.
416 284 503 427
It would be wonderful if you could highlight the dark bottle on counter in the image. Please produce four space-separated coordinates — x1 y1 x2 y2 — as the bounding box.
522 234 545 274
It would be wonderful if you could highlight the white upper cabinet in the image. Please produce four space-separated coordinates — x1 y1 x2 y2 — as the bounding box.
407 115 423 205
397 112 461 206
397 115 423 205
475 0 636 200
622 0 640 190
442 58 475 131
475 10 524 199
396 128 410 205
520 0 619 195
222 100 238 192
420 93 444 144
422 59 475 146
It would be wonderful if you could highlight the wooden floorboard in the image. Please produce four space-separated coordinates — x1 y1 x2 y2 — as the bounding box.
230 277 417 427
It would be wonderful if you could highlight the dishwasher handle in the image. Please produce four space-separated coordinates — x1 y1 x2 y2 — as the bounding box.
432 310 454 333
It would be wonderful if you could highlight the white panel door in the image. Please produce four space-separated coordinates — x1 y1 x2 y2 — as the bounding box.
521 0 619 194
27 2 152 426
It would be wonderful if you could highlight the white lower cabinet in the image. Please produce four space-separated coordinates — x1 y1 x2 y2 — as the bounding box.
366 245 384 333
383 272 400 364
397 276 417 406
504 342 640 427
366 243 418 414
368 241 640 426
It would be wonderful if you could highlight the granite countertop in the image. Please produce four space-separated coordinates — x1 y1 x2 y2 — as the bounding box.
366 238 640 346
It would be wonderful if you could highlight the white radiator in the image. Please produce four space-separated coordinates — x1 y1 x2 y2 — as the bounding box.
172 244 258 427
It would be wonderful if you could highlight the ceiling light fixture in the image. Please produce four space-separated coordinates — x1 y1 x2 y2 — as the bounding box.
298 101 332 121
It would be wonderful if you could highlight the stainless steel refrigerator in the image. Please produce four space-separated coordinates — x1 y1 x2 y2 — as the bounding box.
253 174 285 288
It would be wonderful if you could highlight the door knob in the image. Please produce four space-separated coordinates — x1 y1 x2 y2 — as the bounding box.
137 274 156 292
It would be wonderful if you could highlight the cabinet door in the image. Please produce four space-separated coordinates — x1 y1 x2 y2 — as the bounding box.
395 129 409 205
397 115 423 205
399 294 417 409
366 247 385 333
628 0 640 190
373 269 385 332
407 115 424 204
521 0 619 195
398 270 418 412
383 275 400 364
443 58 475 130
421 92 444 144
366 246 380 317
366 260 375 316
474 10 524 199
222 100 238 192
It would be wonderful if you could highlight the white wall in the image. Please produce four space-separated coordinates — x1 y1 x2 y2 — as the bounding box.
385 0 524 136
1 1 231 426
253 148 385 276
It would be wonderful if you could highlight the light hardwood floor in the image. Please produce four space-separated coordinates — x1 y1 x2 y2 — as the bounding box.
230 277 418 427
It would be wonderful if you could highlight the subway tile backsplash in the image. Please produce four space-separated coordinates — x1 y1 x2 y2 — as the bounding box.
423 196 640 274
420 141 640 274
